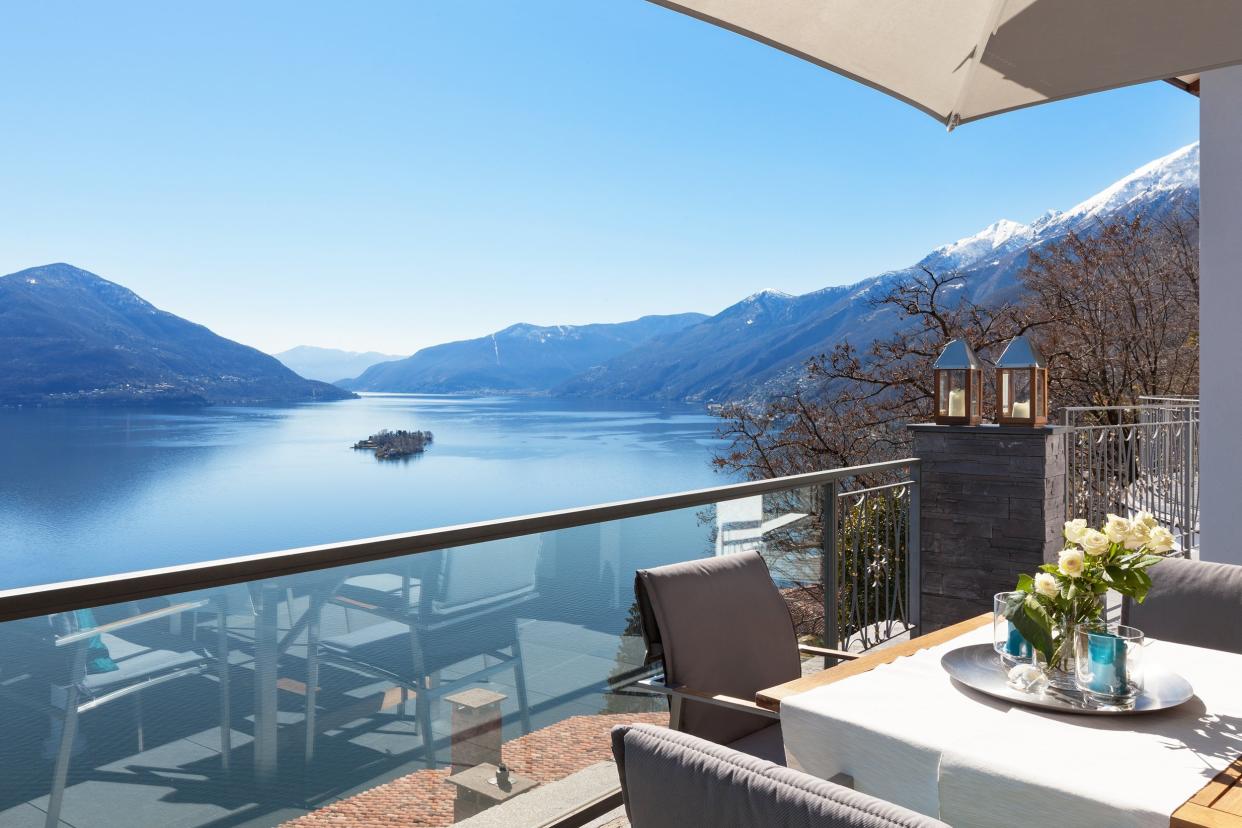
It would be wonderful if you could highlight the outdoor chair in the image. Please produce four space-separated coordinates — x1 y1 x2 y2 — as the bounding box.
633 551 855 764
611 723 949 828
0 597 233 828
307 536 539 767
1123 556 1242 654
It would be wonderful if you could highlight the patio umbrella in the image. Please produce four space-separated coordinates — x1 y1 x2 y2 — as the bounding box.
647 0 1242 128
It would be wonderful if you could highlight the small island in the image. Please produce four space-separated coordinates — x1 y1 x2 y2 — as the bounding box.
353 429 434 460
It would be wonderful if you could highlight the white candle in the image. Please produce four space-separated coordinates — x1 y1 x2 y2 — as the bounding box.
948 388 965 417
1011 400 1030 419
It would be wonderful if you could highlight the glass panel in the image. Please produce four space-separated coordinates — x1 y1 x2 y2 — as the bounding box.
1010 371 1032 419
1001 371 1011 416
971 371 981 416
0 472 908 827
946 370 966 417
937 371 949 416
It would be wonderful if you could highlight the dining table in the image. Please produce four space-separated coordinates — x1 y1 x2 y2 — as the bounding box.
757 614 1242 828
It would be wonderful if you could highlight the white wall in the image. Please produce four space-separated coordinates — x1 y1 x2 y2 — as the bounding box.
1199 66 1242 565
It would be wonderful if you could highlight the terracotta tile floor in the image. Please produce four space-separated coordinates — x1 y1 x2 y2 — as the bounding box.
283 712 666 828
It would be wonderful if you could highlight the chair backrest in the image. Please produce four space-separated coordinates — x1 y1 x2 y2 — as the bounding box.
431 535 540 618
634 551 800 745
611 724 949 828
1123 557 1242 653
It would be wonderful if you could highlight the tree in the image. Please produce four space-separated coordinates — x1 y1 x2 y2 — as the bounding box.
714 210 1199 479
713 266 1032 479
1021 213 1199 418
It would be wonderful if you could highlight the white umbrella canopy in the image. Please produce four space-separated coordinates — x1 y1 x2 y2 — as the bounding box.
648 0 1242 127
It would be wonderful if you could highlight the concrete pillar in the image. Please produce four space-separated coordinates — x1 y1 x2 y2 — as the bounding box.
1199 66 1242 565
445 687 506 776
909 424 1066 631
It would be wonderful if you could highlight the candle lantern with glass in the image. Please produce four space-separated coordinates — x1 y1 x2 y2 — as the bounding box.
932 339 983 425
995 335 1048 426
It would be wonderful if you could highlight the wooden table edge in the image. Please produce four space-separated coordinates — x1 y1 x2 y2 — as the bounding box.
756 612 1242 828
755 612 991 712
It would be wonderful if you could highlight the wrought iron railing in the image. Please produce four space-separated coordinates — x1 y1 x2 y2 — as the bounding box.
1063 398 1199 557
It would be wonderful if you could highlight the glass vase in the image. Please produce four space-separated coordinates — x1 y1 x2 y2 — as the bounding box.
1045 594 1103 689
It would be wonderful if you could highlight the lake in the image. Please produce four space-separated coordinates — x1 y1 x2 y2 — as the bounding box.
0 394 732 590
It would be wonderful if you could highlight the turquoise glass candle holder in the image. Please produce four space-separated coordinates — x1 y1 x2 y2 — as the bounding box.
993 592 1033 664
1074 623 1144 703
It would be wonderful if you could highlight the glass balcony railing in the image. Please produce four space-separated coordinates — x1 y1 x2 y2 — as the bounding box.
0 459 918 828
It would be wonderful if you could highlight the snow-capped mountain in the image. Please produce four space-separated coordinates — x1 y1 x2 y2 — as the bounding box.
924 218 1033 272
926 142 1198 274
560 143 1199 402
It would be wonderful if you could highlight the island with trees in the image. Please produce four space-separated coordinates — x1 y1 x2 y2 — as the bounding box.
352 429 434 460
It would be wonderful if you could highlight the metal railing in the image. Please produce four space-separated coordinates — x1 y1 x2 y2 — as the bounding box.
1063 398 1199 557
740 464 922 657
0 457 921 828
0 459 920 624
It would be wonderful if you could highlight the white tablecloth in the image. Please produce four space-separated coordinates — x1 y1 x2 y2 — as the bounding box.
781 625 1242 827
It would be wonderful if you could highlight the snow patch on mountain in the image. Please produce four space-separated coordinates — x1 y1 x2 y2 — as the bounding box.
1045 142 1199 235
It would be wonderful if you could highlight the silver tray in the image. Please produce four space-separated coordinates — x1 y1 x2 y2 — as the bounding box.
940 644 1194 715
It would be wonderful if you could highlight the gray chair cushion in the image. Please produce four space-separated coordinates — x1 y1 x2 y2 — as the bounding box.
726 722 786 765
611 724 949 828
635 552 800 745
1123 557 1242 654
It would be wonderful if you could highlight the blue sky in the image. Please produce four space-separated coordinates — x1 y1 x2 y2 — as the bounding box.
0 2 1199 355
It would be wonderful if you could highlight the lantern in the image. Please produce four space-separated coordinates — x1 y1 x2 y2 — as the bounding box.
932 339 983 425
995 335 1048 426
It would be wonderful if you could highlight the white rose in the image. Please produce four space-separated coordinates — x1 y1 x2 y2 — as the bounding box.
1147 526 1175 554
1124 522 1150 551
1104 514 1131 544
1135 511 1159 531
1058 547 1085 578
1034 572 1059 598
1063 519 1088 544
1080 529 1110 556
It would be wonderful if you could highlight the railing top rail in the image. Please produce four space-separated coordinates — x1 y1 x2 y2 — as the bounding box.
1062 402 1199 413
1065 418 1198 431
0 457 919 623
837 479 914 498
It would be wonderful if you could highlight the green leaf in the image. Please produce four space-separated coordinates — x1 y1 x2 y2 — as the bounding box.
1008 594 1056 663
1016 573 1034 594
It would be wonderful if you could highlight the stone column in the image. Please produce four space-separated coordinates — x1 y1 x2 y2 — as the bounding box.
445 687 506 775
908 424 1066 631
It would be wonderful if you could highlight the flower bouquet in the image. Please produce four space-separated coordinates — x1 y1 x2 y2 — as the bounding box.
1003 512 1174 679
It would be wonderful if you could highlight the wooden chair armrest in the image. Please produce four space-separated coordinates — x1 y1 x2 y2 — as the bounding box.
798 644 860 661
637 676 780 719
55 600 210 646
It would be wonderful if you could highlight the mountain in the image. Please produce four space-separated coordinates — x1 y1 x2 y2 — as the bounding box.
0 264 356 405
274 345 404 384
559 142 1200 402
341 313 709 393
